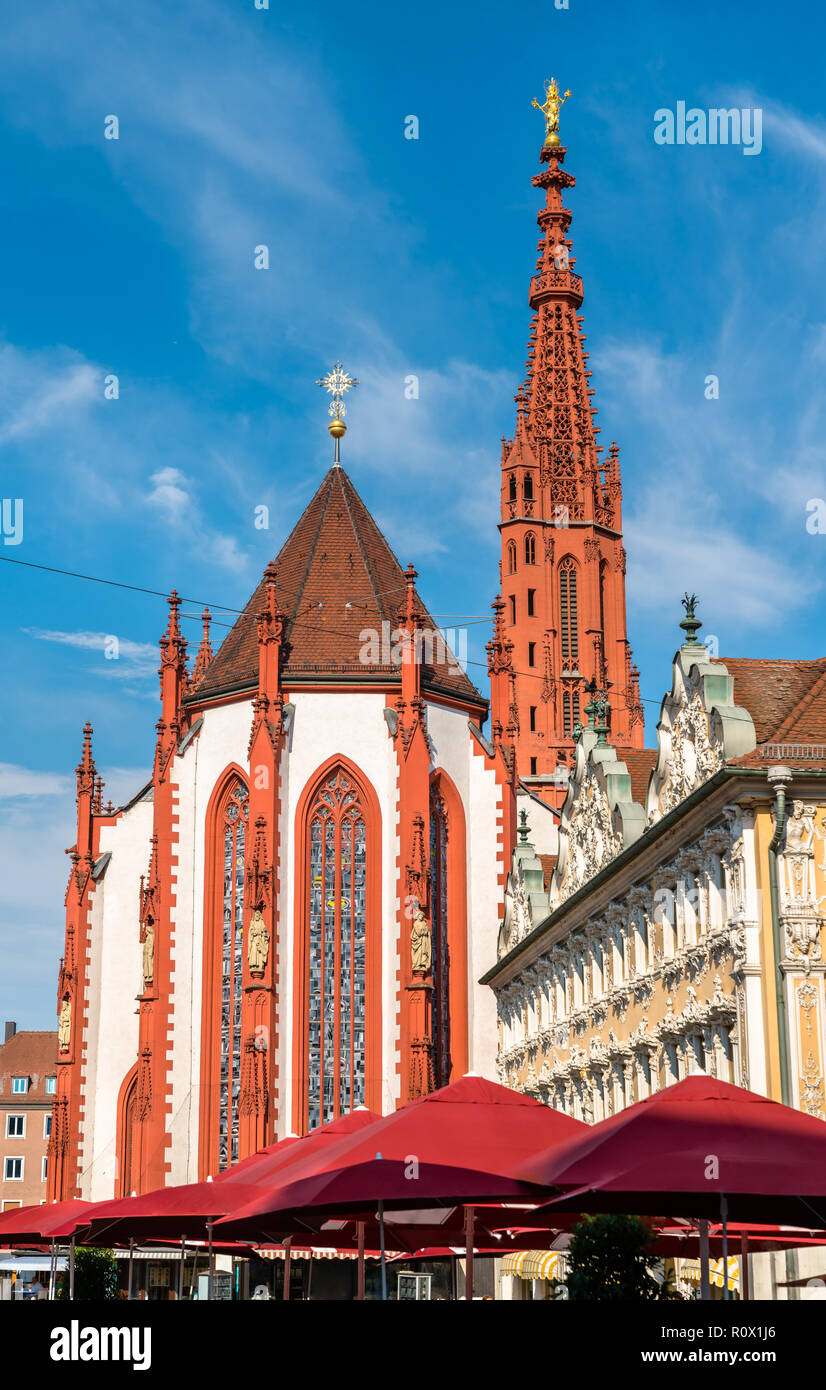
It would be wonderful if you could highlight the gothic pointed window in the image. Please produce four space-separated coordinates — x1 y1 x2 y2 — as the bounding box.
429 789 451 1088
523 473 534 501
508 474 517 503
218 780 248 1169
524 532 536 565
507 541 517 575
306 769 368 1131
559 558 579 669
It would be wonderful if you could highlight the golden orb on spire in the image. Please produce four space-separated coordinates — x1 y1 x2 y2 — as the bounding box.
316 361 359 457
532 78 571 147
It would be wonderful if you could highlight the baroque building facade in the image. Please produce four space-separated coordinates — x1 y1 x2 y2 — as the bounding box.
485 610 826 1294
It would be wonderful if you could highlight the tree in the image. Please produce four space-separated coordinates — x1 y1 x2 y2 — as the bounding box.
564 1214 681 1301
58 1247 119 1301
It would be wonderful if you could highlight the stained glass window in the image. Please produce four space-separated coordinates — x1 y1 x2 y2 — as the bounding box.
219 780 248 1169
559 558 579 666
307 770 367 1131
429 790 451 1088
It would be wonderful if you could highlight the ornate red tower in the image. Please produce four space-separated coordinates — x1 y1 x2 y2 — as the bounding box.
497 104 644 807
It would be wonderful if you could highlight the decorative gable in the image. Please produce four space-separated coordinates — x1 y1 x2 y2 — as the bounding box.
498 813 551 958
551 725 647 906
647 644 755 825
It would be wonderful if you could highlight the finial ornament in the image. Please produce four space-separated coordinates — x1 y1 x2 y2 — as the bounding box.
679 592 702 646
316 360 359 463
532 78 571 147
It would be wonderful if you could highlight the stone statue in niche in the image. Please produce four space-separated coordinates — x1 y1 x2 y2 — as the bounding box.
142 921 154 989
410 909 432 975
248 910 270 975
58 998 71 1051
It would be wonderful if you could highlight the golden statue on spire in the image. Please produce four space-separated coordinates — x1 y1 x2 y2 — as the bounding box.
532 78 571 147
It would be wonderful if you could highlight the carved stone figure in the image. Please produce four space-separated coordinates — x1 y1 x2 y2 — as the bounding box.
411 909 432 975
247 910 270 975
142 921 154 989
58 998 71 1052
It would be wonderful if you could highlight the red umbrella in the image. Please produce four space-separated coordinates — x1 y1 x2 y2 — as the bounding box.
0 1200 95 1242
517 1074 826 1226
212 1107 380 1186
217 1074 585 1298
218 1075 584 1236
81 1107 383 1245
211 1135 301 1183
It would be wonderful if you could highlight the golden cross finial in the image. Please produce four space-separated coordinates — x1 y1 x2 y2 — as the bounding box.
316 360 359 462
532 78 571 147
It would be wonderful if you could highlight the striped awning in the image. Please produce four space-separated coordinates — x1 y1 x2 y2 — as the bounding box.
257 1246 386 1262
501 1250 564 1281
681 1257 740 1293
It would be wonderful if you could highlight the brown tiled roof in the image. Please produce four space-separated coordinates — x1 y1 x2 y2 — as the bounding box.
620 748 658 805
190 467 485 708
714 657 826 770
538 854 557 892
0 1031 57 1098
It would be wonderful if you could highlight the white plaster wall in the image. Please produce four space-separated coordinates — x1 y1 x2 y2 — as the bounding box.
427 704 502 1083
467 747 503 1082
82 793 154 1200
516 790 559 858
170 699 254 1179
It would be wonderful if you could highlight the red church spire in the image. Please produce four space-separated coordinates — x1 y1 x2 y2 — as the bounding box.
190 608 214 687
497 129 644 807
74 722 97 861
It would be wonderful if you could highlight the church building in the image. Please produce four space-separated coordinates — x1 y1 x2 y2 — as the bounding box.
49 100 647 1202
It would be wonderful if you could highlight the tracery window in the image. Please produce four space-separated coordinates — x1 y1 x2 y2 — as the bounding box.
559 558 579 667
508 474 517 502
430 789 451 1088
524 532 536 565
219 780 248 1169
307 769 367 1130
507 541 517 575
523 473 534 501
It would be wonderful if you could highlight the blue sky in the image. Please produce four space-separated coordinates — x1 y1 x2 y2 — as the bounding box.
2 0 825 1025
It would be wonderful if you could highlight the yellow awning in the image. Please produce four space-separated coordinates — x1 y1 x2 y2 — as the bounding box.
501 1250 563 1281
681 1257 740 1292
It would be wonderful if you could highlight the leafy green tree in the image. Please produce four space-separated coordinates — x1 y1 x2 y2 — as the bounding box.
565 1214 681 1301
58 1247 120 1301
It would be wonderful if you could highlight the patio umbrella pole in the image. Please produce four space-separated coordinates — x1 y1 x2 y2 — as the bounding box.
465 1206 475 1302
207 1220 215 1301
178 1237 186 1301
69 1234 76 1300
721 1195 729 1302
48 1240 56 1301
378 1200 387 1302
127 1237 135 1301
282 1237 292 1301
740 1231 750 1302
357 1221 365 1301
699 1220 711 1301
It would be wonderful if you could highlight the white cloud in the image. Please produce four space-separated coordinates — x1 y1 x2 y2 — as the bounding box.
147 468 193 524
0 764 72 798
625 483 801 628
23 628 159 682
0 345 99 445
763 101 826 164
